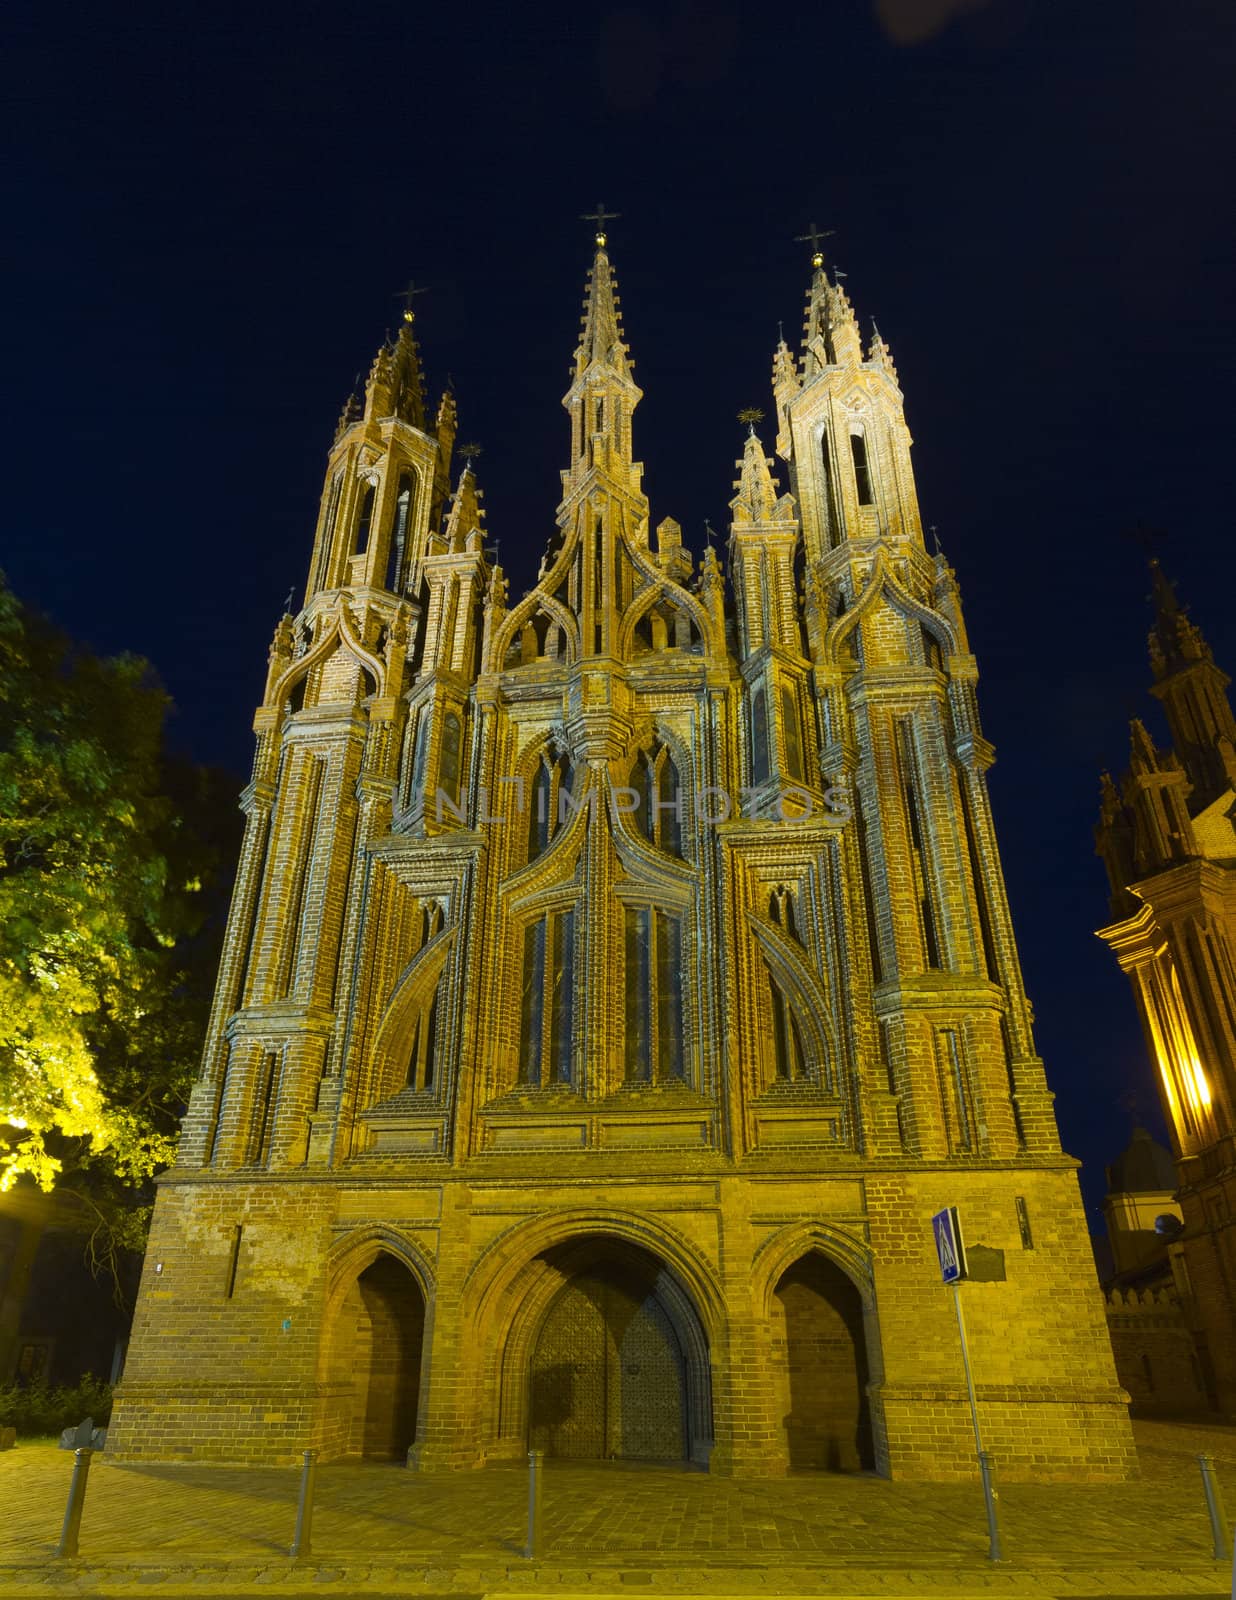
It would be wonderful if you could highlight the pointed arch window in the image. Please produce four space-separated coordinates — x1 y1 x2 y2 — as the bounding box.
628 743 683 857
385 471 416 593
779 683 804 782
770 975 807 1081
354 482 377 554
406 982 441 1092
624 906 686 1083
519 910 576 1086
527 748 576 863
769 885 800 943
313 471 344 592
850 432 874 506
439 711 464 804
408 706 430 809
819 425 840 549
751 684 770 787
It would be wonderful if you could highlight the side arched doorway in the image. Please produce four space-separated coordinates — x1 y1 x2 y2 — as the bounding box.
771 1250 874 1472
519 1237 712 1464
323 1252 426 1460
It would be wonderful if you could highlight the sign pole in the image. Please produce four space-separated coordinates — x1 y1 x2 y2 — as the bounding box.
933 1206 1004 1564
951 1281 982 1454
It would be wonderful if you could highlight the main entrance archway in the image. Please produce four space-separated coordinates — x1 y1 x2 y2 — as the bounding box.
323 1251 425 1460
771 1250 873 1471
504 1234 712 1465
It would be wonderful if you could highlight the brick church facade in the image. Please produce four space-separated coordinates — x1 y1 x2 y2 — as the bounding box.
108 228 1133 1478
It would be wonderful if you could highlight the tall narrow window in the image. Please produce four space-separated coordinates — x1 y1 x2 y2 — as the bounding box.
520 921 547 1084
657 912 683 1081
850 433 874 506
527 750 574 862
529 758 553 861
409 708 430 807
593 514 605 652
250 1051 280 1166
896 718 943 970
958 778 999 982
853 792 884 984
630 743 683 857
551 909 575 1085
312 472 343 592
519 913 575 1085
281 754 325 999
780 684 804 781
439 711 463 804
385 472 415 593
770 977 806 1081
406 984 440 1092
820 425 840 548
224 1225 243 1299
938 1029 974 1151
354 482 376 554
624 907 686 1083
751 685 769 787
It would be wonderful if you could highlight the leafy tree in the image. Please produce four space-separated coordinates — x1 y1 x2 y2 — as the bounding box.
0 572 237 1284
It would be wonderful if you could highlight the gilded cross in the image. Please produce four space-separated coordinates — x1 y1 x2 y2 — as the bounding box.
581 202 620 245
794 222 835 265
394 280 429 320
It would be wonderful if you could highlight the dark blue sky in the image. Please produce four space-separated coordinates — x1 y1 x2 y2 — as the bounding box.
6 0 1235 1222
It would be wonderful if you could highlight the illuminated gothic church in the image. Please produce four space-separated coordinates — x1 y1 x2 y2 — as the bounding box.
109 226 1132 1478
1097 566 1236 1418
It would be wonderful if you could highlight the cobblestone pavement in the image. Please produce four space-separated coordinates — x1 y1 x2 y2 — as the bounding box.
0 1419 1231 1597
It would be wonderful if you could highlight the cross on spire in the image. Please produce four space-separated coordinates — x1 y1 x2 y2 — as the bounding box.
581 202 620 247
794 222 835 268
393 279 429 321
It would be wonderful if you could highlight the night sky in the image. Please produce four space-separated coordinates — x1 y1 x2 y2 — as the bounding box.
7 0 1235 1226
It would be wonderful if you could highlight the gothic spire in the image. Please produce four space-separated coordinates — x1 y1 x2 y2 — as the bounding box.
800 256 861 377
365 314 426 429
1145 559 1236 806
730 428 782 524
575 244 632 379
1148 558 1209 677
442 465 485 554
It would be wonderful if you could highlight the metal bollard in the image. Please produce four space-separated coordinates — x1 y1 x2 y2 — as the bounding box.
524 1449 544 1560
977 1449 1004 1563
1196 1453 1232 1562
290 1448 318 1559
55 1447 94 1559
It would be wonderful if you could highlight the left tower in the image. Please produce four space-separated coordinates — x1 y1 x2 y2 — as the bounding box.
107 310 459 1458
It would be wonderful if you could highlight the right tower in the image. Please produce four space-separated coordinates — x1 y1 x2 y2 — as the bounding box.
1096 562 1236 1416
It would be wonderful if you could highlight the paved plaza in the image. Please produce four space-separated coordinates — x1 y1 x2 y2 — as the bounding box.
0 1418 1232 1598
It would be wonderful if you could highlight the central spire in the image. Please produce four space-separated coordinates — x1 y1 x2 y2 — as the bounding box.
575 242 631 379
562 213 643 503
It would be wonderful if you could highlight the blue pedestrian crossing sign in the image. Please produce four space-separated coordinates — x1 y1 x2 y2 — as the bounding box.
932 1206 968 1284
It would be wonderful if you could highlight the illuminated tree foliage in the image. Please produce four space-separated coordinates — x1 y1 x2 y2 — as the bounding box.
0 573 235 1273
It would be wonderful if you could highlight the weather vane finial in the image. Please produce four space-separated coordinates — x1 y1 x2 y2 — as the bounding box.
794 221 835 270
394 279 429 323
581 202 620 248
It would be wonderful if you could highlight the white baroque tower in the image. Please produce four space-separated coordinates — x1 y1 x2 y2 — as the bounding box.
108 226 1133 1480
